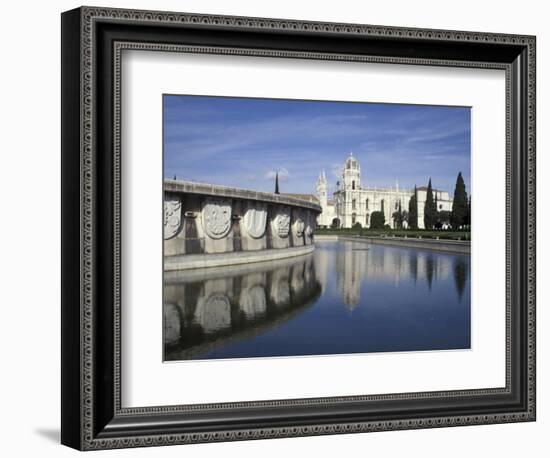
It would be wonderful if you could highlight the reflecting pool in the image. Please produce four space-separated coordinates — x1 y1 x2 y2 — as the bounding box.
163 240 470 361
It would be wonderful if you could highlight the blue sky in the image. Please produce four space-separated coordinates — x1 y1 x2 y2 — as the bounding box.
164 95 470 196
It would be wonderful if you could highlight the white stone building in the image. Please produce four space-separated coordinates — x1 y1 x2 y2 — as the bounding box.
316 153 453 229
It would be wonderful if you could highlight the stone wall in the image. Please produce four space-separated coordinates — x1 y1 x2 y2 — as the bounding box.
164 180 322 269
316 234 470 254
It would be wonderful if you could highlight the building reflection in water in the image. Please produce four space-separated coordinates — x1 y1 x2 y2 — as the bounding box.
164 240 470 361
333 241 466 310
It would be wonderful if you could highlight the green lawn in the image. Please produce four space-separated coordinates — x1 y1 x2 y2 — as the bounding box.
315 227 471 241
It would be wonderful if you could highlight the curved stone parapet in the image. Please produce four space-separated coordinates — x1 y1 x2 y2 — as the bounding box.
164 180 322 270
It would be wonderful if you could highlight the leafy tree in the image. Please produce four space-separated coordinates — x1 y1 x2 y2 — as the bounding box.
391 210 401 229
392 211 401 229
370 211 385 229
423 178 437 229
392 200 404 229
433 193 440 228
408 186 418 229
352 222 362 230
401 210 409 228
451 172 468 229
437 210 451 226
434 210 451 230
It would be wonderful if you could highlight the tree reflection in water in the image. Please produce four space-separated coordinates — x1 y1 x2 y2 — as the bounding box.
453 258 468 301
164 241 471 361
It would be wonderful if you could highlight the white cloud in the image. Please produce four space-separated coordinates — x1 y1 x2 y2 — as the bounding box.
264 167 290 181
331 163 342 181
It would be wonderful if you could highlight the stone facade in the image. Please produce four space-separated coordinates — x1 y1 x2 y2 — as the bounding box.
316 154 452 229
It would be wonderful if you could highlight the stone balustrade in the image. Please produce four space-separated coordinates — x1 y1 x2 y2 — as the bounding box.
164 180 322 270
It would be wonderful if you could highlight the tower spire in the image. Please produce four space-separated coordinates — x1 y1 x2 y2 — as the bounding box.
275 171 280 194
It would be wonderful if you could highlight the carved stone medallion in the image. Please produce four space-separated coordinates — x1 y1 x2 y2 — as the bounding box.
163 198 182 240
202 198 232 239
293 218 305 238
274 213 290 238
243 204 267 239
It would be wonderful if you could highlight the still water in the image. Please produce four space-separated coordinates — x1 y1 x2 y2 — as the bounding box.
164 240 470 361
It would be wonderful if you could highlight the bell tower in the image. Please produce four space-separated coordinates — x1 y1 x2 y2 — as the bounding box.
343 152 361 190
316 170 329 227
316 170 328 208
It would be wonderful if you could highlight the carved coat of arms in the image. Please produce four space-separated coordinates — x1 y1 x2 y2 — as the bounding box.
274 213 290 238
163 198 182 240
293 218 305 238
203 198 232 239
243 205 267 239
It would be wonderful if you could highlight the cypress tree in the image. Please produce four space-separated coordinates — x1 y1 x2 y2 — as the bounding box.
424 178 436 229
392 200 403 229
408 186 418 229
275 172 280 194
451 172 468 229
397 200 403 228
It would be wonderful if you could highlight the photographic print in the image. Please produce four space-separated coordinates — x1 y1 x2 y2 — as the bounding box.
163 95 471 362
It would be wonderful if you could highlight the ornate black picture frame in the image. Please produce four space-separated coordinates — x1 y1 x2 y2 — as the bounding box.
61 6 536 450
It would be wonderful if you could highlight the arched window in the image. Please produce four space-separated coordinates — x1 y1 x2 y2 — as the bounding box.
366 198 369 210
352 199 356 210
352 180 355 190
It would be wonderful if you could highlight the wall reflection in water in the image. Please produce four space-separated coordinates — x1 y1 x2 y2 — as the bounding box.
164 241 470 361
164 254 322 360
